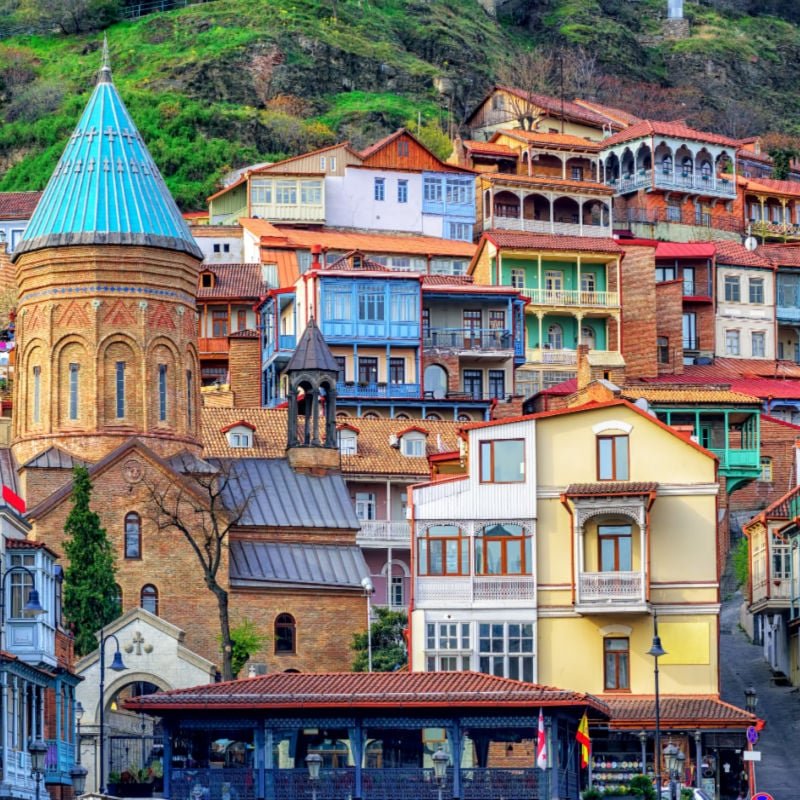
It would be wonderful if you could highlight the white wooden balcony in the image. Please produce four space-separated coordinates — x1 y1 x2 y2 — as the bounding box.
520 287 619 308
357 520 411 546
251 202 325 223
416 575 536 608
524 347 620 365
575 571 647 612
490 215 612 238
0 748 36 793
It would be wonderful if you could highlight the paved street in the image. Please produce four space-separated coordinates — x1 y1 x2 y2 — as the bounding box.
719 591 800 799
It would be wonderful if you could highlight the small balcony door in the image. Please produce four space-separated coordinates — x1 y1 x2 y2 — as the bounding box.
463 369 483 400
463 310 482 348
598 525 633 572
682 312 698 349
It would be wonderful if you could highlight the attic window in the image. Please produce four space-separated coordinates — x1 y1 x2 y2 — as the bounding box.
201 272 215 288
397 139 409 157
339 429 358 455
401 431 426 457
226 424 254 448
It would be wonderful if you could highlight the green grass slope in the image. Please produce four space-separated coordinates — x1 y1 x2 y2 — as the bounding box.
1 0 800 208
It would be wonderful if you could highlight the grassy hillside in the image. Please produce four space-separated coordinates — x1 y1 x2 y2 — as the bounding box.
1 0 800 208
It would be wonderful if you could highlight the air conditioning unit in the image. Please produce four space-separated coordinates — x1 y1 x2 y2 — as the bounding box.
389 434 400 448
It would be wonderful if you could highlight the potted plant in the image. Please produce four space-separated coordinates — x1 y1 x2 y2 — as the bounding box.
581 789 603 800
107 766 156 797
629 775 657 799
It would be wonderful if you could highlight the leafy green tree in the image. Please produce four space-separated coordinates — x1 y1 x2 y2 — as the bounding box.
222 618 267 678
19 0 120 34
62 467 120 656
732 535 749 588
351 607 407 672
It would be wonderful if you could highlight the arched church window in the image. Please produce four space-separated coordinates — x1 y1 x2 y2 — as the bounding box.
141 584 158 615
275 613 296 654
124 513 141 559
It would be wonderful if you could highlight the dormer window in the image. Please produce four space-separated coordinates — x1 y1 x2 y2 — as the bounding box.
223 421 256 448
338 425 359 455
398 427 427 457
200 272 215 289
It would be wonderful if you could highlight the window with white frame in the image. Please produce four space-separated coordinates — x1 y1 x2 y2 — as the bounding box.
725 329 741 356
301 181 322 205
510 268 525 289
390 575 404 606
423 177 443 203
724 274 741 302
478 622 534 682
446 221 472 241
749 277 764 304
330 157 337 171
339 429 358 455
226 425 253 448
355 492 376 520
426 621 471 671
759 456 773 483
401 431 426 457
752 331 766 358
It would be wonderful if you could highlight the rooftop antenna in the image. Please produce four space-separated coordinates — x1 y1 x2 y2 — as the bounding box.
98 34 112 84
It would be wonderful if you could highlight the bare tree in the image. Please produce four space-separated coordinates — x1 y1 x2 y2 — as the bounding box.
144 459 253 681
496 50 552 131
561 46 606 102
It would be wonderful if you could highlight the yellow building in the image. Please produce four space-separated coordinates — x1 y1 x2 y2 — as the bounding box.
410 396 754 797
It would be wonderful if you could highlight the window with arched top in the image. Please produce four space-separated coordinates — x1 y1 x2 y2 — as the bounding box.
275 613 296 654
661 155 673 173
424 364 448 399
124 512 141 559
141 585 158 615
114 583 123 612
475 523 532 576
547 324 563 350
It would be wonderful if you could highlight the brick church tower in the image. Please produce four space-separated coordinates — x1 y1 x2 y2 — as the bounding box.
10 46 204 467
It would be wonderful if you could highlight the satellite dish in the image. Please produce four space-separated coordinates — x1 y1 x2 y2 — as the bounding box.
744 236 758 252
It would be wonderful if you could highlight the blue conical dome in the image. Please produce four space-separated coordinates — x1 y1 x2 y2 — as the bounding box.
13 48 202 261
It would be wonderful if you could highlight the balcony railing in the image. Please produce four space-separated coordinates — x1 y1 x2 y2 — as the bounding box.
416 575 535 606
424 328 512 351
708 447 760 471
577 571 644 605
357 520 411 544
618 205 743 235
683 280 712 298
1 749 35 791
250 202 325 223
524 347 619 365
520 287 619 308
609 169 736 198
490 215 611 238
198 337 229 354
44 739 75 781
336 382 421 399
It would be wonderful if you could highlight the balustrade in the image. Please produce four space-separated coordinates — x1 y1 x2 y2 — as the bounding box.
578 571 643 603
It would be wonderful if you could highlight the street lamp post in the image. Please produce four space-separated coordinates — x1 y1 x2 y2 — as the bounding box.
361 577 375 673
305 753 322 800
744 686 758 795
70 764 88 798
663 743 683 800
432 748 449 800
74 701 84 765
0 565 45 644
98 629 127 794
647 613 667 796
29 738 47 800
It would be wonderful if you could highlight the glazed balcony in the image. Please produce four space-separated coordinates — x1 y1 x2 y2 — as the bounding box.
44 739 76 783
751 540 790 612
263 333 296 362
250 202 324 224
575 571 647 613
415 575 536 608
357 520 411 545
520 287 619 309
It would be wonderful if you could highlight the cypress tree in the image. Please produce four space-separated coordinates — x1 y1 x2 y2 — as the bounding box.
63 466 119 656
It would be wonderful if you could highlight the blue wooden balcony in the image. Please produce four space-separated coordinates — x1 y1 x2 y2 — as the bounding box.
336 382 421 399
424 328 513 352
44 739 75 783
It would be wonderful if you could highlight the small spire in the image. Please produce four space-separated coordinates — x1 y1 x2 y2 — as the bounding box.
97 34 112 84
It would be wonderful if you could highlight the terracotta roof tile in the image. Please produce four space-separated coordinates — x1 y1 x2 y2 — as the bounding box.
197 264 265 300
0 191 42 219
421 274 474 285
603 694 757 729
601 119 739 149
742 176 800 197
571 99 642 127
654 242 716 259
566 482 658 496
126 670 610 713
620 386 759 404
462 140 518 157
495 129 605 151
760 243 800 268
713 239 775 268
484 172 613 194
270 227 476 258
201 408 460 477
483 231 622 254
492 86 623 130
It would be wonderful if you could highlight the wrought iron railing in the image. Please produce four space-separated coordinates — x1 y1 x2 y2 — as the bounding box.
271 768 354 800
520 288 619 308
424 328 512 351
336 382 421 399
361 768 450 799
461 767 543 799
578 571 644 603
172 767 257 800
357 520 411 543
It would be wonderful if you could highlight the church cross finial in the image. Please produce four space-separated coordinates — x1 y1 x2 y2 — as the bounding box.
97 34 113 84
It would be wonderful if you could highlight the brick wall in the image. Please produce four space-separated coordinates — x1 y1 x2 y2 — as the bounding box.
19 467 74 511
422 351 461 393
619 245 658 380
228 335 261 407
655 280 684 375
730 416 800 512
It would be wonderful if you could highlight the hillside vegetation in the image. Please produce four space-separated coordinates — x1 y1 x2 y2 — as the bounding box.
1 0 800 208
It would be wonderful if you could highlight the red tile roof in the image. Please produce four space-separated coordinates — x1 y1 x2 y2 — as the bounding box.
197 264 265 300
421 274 474 285
126 671 610 713
601 119 739 149
602 694 757 730
462 140 518 157
760 243 800 268
566 482 658 496
491 86 623 130
483 231 622 254
654 242 715 259
495 129 605 151
713 239 775 269
571 99 642 127
484 172 613 194
0 191 42 219
742 176 800 197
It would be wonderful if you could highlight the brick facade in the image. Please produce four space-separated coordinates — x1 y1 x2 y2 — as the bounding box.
228 333 261 406
619 244 658 380
655 280 684 374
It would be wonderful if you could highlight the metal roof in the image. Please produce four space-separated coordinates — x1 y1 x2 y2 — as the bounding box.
229 540 367 589
21 446 87 470
286 318 340 373
217 458 359 529
14 47 202 262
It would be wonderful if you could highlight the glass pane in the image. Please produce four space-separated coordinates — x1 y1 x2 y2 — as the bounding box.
522 657 534 683
615 436 629 479
506 540 522 574
493 440 524 482
446 540 459 573
618 653 629 687
619 535 632 571
604 654 616 689
419 540 428 575
486 541 502 574
600 538 616 572
598 438 613 478
480 442 491 481
428 525 460 537
430 541 443 575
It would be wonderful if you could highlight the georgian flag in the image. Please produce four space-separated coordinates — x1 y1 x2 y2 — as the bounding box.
536 707 547 769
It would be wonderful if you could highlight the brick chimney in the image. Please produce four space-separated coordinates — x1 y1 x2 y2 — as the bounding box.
311 244 322 270
576 344 591 391
228 331 261 406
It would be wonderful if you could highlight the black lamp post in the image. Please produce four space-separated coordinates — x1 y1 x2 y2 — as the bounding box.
29 738 47 800
305 753 322 800
74 700 84 766
744 686 758 714
432 748 449 800
71 764 88 797
663 743 684 800
98 629 127 794
647 613 667 796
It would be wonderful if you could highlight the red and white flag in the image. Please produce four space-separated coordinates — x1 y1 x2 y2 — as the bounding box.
536 707 547 769
2 485 25 514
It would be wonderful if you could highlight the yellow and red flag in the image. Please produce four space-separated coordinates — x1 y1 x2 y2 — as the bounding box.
576 712 591 769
